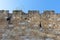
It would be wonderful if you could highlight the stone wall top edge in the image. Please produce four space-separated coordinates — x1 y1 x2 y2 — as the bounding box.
0 10 60 14
43 10 55 13
13 10 23 13
0 10 9 13
28 10 39 13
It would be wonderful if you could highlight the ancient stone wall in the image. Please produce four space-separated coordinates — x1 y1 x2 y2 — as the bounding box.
0 10 9 39
11 10 23 27
0 10 60 40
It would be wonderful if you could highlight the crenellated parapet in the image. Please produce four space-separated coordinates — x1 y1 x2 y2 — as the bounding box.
12 10 24 19
28 10 40 19
0 10 9 17
0 10 9 21
43 10 55 14
12 10 23 19
0 10 60 40
28 10 40 15
0 10 9 13
13 10 22 15
28 10 39 13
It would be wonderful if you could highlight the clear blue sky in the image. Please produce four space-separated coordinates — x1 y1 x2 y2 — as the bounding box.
0 0 60 13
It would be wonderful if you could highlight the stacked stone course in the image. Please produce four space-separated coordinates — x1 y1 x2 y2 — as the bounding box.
0 10 60 40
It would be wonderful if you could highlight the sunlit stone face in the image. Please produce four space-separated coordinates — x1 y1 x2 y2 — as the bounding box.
48 24 53 27
16 16 20 19
27 20 31 23
49 18 52 20
9 25 14 27
5 17 8 19
45 38 54 40
19 22 26 25
21 27 26 29
33 24 38 27
12 16 15 19
57 18 60 21
25 38 30 40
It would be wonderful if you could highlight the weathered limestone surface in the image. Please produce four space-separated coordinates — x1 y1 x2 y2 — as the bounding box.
0 10 60 40
0 10 8 39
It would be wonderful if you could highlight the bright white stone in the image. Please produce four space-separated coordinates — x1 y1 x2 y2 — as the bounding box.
34 17 36 18
46 38 54 40
28 20 31 22
9 25 13 27
13 16 15 19
48 24 52 27
2 34 7 37
57 18 60 21
5 17 8 19
25 38 30 40
33 24 38 27
49 18 52 20
29 18 31 20
19 22 25 25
